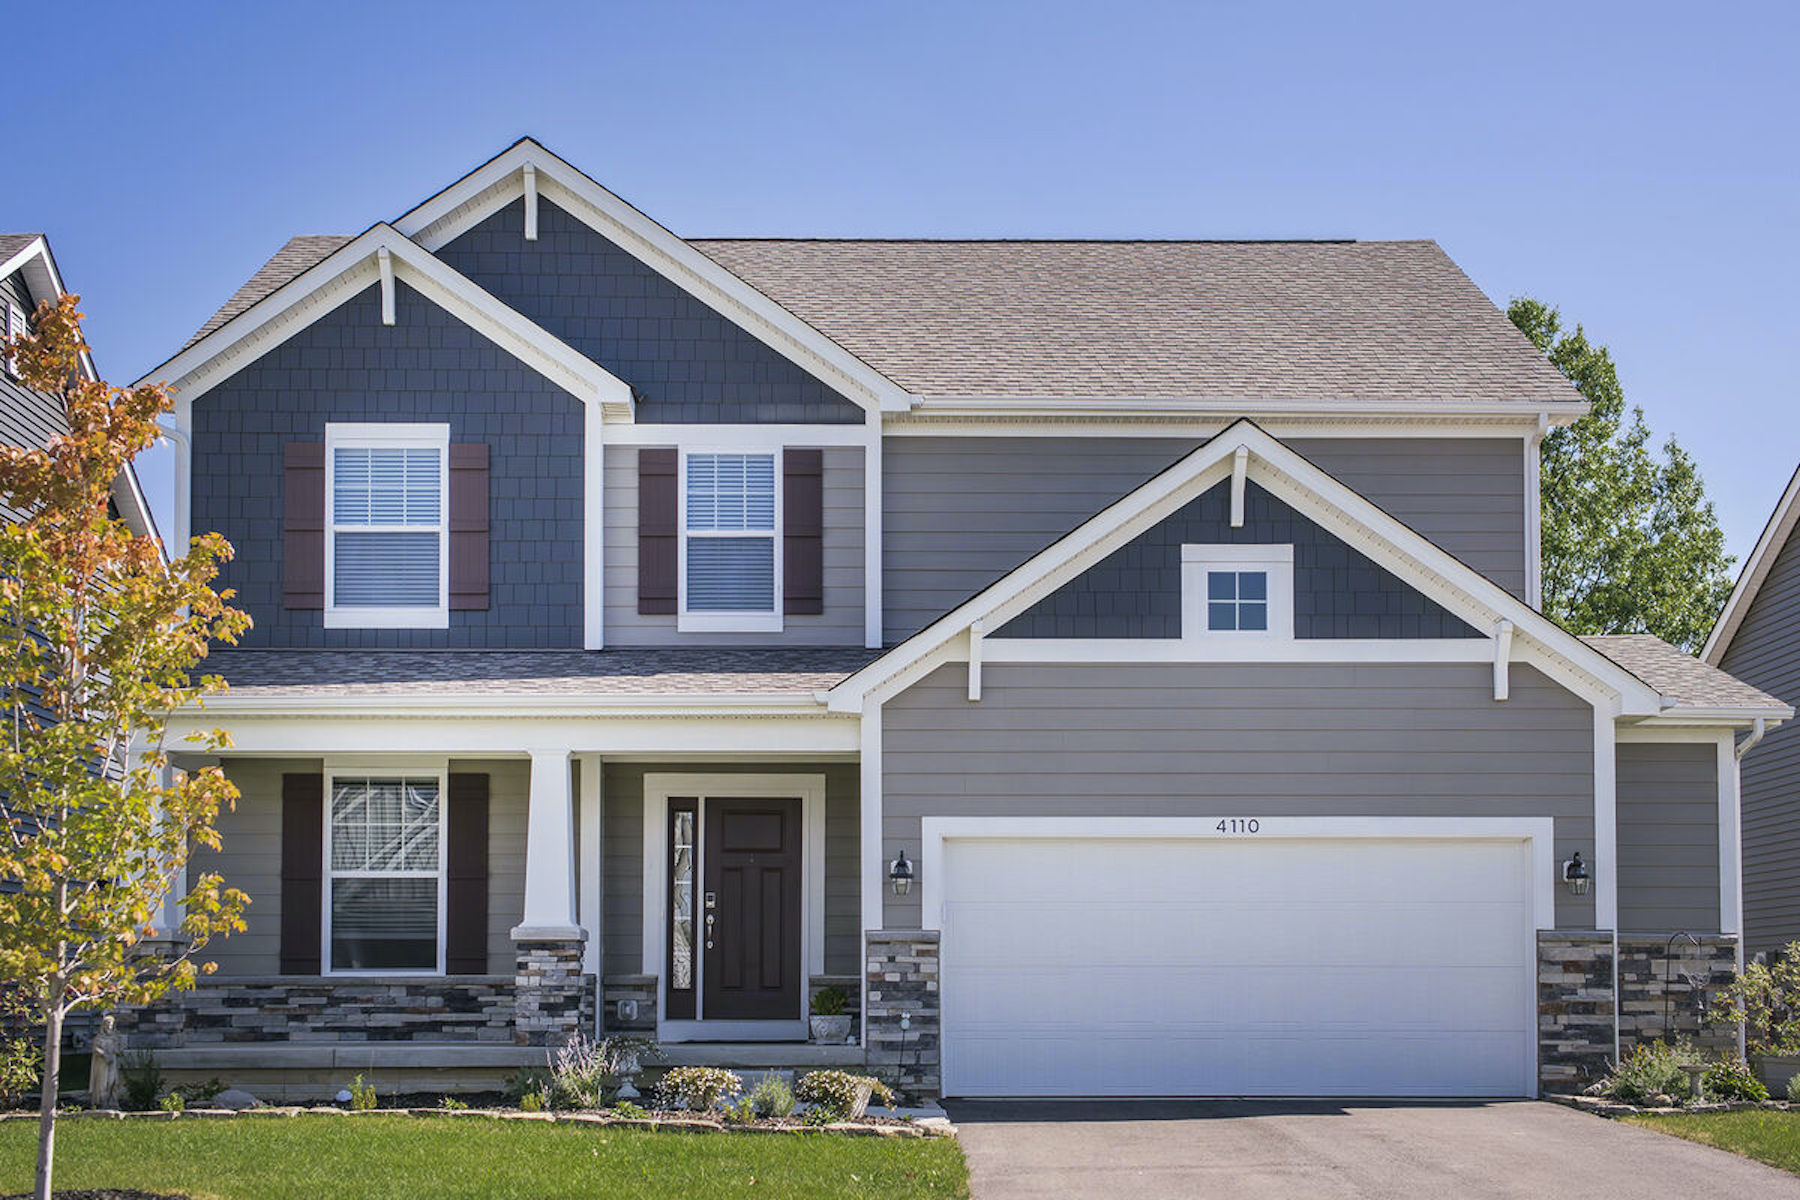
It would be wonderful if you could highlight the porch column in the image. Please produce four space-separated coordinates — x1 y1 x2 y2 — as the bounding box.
512 748 591 1046
577 753 604 1016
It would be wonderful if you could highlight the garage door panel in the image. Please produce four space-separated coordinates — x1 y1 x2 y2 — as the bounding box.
940 836 1535 1097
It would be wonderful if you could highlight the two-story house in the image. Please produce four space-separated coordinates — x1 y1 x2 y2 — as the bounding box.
124 139 1787 1101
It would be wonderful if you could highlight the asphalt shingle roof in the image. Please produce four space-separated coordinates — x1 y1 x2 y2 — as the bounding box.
1581 634 1790 712
0 234 42 262
203 648 877 701
183 232 1580 408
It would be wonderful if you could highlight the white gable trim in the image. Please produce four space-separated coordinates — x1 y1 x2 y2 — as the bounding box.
391 138 910 418
140 225 633 417
826 420 1665 716
1703 461 1800 665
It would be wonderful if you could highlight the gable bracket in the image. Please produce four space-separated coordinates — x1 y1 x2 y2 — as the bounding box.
523 164 539 242
1494 619 1514 701
1230 445 1249 527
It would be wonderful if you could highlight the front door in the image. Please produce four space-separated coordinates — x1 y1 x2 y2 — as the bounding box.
701 797 803 1020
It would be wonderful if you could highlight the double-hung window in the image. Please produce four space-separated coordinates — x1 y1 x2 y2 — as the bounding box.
325 423 449 629
324 773 445 973
679 450 781 632
1181 544 1295 639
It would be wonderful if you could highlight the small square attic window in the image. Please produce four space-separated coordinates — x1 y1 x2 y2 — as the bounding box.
1181 544 1294 639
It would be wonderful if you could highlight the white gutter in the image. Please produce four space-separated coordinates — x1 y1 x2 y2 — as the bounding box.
1738 717 1770 760
184 692 843 719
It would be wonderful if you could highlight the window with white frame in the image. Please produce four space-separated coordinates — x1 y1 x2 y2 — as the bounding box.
325 423 449 629
680 450 781 631
1181 544 1295 639
325 774 445 973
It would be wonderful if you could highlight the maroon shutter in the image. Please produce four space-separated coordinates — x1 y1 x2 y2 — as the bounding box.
282 443 325 610
445 773 490 975
448 443 490 611
784 448 824 616
279 773 324 975
638 447 678 615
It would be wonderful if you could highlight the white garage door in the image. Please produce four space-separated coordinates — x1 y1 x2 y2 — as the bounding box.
940 836 1536 1097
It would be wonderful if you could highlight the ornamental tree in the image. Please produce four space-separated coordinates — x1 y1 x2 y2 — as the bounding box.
1716 942 1800 1064
1509 298 1734 653
0 295 249 1200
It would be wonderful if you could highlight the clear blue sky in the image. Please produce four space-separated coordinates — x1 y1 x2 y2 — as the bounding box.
10 1 1796 560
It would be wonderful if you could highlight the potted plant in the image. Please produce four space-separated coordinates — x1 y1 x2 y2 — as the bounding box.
809 987 852 1044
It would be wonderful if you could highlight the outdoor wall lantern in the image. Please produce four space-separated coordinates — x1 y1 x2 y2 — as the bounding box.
1563 851 1591 896
889 848 914 897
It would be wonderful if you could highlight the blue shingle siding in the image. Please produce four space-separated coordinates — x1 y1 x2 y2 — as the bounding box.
997 480 1479 639
191 280 585 649
436 198 864 424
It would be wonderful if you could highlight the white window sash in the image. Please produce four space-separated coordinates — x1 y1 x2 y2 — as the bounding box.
1180 543 1295 640
323 423 451 630
677 447 784 633
321 769 448 977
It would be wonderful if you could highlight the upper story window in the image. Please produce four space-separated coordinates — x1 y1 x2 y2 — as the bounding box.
1181 544 1294 639
324 423 449 629
680 450 781 632
324 773 444 974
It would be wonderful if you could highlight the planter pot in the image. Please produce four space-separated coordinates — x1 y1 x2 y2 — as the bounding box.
809 1014 852 1044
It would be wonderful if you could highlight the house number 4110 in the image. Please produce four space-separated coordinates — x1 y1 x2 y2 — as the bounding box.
1215 819 1261 834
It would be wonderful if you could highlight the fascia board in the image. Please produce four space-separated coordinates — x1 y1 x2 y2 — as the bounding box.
1703 461 1800 665
188 692 838 718
907 396 1589 423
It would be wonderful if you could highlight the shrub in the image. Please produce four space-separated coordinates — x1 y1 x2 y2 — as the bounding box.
794 1070 894 1120
347 1075 378 1112
1704 1056 1769 1101
0 1035 40 1110
158 1092 184 1113
119 1050 163 1112
505 1068 549 1103
1603 1042 1702 1106
543 1034 659 1110
438 1095 468 1111
655 1066 743 1112
172 1078 225 1107
607 1099 646 1119
723 1096 756 1125
518 1091 546 1114
810 987 848 1017
1787 1072 1800 1104
749 1073 795 1118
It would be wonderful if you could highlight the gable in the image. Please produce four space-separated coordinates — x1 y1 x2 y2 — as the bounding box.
436 198 864 425
997 479 1479 639
1718 517 1800 704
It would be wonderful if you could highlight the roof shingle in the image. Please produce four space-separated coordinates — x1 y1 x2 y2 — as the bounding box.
1581 634 1790 712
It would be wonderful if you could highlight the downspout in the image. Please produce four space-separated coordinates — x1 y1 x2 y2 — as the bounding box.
157 419 191 556
1737 717 1768 760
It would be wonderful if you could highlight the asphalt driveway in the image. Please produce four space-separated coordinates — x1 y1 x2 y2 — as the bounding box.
944 1099 1800 1199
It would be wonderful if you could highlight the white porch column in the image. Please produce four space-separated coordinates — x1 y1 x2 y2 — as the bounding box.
513 748 582 939
578 753 604 981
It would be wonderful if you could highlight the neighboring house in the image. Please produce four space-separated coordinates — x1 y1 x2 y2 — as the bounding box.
1705 464 1800 960
123 139 1787 1101
0 234 158 538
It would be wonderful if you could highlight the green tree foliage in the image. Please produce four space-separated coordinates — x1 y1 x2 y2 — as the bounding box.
1510 298 1734 653
0 295 250 1200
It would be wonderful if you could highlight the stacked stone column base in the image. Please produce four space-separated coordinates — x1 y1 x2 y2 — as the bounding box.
513 937 595 1047
865 930 940 1101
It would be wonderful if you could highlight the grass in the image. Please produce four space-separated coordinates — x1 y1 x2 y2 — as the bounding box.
0 1114 969 1200
1621 1109 1800 1176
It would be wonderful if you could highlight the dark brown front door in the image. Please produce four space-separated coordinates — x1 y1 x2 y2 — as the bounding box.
702 797 802 1020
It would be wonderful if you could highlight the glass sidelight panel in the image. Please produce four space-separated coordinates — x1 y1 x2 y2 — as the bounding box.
668 802 697 1018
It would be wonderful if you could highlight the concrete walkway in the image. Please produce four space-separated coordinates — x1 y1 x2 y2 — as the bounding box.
945 1099 1800 1199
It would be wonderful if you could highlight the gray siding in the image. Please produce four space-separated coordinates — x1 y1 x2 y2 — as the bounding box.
880 661 1595 929
999 479 1478 639
882 436 1527 643
601 762 861 980
192 280 586 649
436 198 864 424
199 758 527 976
603 443 866 646
1720 523 1800 955
1615 742 1720 934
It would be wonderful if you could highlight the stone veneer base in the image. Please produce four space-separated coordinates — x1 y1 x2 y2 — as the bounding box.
865 930 940 1101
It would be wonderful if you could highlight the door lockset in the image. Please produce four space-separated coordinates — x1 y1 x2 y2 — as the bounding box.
704 892 717 909
704 910 715 950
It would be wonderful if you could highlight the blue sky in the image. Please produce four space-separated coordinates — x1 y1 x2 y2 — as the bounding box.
10 1 1796 560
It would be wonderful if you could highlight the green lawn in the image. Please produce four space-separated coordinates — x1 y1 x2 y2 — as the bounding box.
0 1114 969 1200
1621 1110 1800 1176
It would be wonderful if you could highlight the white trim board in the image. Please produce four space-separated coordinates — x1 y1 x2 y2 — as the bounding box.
828 419 1664 718
391 138 909 416
1705 460 1800 665
138 224 634 418
639 773 826 1039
